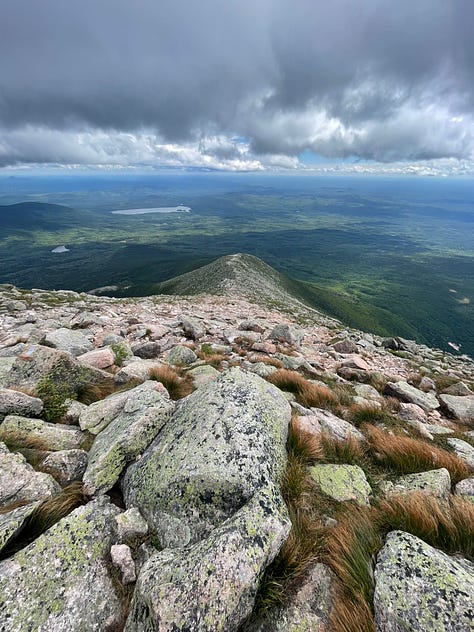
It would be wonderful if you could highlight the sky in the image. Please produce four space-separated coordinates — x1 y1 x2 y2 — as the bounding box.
1 0 474 176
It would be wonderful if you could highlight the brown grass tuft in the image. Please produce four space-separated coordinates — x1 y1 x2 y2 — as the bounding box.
319 433 365 465
250 355 283 368
76 379 115 404
267 370 341 412
349 403 396 428
148 366 194 400
286 416 322 464
365 424 472 483
0 482 88 559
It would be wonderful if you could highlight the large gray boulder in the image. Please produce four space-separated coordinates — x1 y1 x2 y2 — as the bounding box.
124 483 291 632
167 345 198 366
0 415 88 451
381 468 451 500
446 438 474 468
41 449 89 485
43 327 93 356
0 387 43 421
83 381 175 495
374 531 474 631
0 497 123 631
439 394 474 421
269 324 303 346
0 442 60 509
5 345 110 391
384 381 439 411
122 368 291 547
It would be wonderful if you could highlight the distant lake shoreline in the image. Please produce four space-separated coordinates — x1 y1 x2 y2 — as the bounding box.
111 205 191 215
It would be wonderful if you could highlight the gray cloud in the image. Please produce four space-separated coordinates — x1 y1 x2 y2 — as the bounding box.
0 0 473 169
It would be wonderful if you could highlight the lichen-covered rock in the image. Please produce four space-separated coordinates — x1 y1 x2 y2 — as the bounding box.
122 368 290 547
115 507 149 543
0 387 43 420
41 449 88 485
124 484 291 632
83 382 175 495
167 345 198 366
269 324 303 346
0 501 40 554
0 415 87 451
5 344 110 392
442 381 473 396
439 394 474 421
454 477 474 503
0 442 60 508
353 383 382 402
295 409 364 442
381 468 451 499
0 497 123 631
246 563 334 632
63 398 88 425
186 364 220 387
374 531 474 631
446 437 474 468
0 357 15 387
181 316 206 340
309 464 372 505
79 389 133 434
114 359 164 385
42 327 93 357
384 381 439 411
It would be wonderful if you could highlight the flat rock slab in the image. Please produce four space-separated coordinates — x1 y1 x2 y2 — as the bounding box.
125 484 291 632
43 328 93 357
83 381 175 495
0 415 87 451
384 381 439 411
447 438 474 468
0 388 43 420
309 464 372 505
0 442 60 509
381 468 451 499
296 409 364 442
374 530 474 631
122 368 291 548
0 497 122 631
439 394 474 421
77 347 115 369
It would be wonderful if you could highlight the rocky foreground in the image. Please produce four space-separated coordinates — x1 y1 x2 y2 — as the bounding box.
0 273 473 631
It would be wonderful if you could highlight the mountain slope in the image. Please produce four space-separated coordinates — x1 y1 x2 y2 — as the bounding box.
0 201 95 230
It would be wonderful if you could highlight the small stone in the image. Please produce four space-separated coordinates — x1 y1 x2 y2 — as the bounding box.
186 364 220 387
115 507 149 543
341 355 369 371
332 339 358 354
181 317 206 340
167 345 197 366
111 544 137 584
41 449 88 485
295 410 364 442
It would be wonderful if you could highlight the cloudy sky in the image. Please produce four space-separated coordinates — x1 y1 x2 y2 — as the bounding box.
1 0 473 175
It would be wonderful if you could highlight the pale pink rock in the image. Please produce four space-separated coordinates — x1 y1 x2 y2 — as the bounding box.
77 348 115 369
252 341 277 355
111 544 136 584
398 403 427 423
341 355 369 371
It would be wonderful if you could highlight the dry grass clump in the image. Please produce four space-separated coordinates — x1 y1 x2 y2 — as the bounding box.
320 434 366 466
0 482 88 559
249 355 283 368
325 505 381 632
286 416 322 464
266 370 341 413
0 431 51 467
148 366 194 400
349 403 398 428
365 424 472 483
77 379 115 405
375 493 474 561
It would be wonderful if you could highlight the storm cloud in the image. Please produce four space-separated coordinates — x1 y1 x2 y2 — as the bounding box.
1 0 473 171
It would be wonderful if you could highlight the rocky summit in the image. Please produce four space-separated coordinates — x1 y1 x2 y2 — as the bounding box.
0 254 473 631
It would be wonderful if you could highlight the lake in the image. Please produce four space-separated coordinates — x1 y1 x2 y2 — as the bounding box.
111 205 191 215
